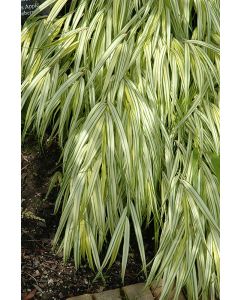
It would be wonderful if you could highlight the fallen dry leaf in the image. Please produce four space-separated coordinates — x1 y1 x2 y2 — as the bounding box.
23 288 36 300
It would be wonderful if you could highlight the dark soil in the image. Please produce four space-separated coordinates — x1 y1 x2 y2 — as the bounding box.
21 136 154 300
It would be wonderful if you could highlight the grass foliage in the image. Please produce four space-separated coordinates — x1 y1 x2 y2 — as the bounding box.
22 0 220 299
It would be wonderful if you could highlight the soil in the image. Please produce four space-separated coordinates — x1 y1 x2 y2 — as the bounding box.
21 136 154 300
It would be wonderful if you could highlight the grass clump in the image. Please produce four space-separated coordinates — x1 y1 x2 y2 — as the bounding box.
22 0 220 299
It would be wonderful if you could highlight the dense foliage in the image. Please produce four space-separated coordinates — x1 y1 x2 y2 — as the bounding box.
21 0 220 299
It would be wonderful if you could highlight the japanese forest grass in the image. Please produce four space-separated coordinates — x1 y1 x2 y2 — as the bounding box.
21 0 220 299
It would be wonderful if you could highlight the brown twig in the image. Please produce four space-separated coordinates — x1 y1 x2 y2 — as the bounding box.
23 272 38 285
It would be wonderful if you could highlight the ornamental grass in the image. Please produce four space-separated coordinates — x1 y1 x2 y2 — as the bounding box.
21 1 220 299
